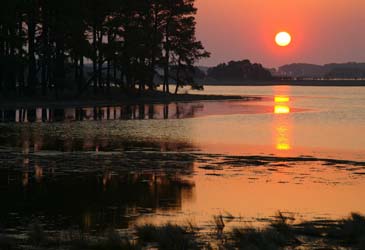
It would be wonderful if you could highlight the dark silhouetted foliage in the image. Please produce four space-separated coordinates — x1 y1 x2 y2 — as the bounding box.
207 60 272 82
0 0 209 98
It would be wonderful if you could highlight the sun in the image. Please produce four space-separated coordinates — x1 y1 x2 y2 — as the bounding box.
275 31 292 47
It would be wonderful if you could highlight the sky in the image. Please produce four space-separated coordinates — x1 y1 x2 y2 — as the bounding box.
195 0 365 68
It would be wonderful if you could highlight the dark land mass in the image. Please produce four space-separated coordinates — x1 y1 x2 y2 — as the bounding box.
0 90 250 109
276 62 365 78
205 60 272 82
197 60 365 85
200 79 365 86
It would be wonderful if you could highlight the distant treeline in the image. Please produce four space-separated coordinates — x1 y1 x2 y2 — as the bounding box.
0 0 209 97
274 62 365 79
202 60 272 82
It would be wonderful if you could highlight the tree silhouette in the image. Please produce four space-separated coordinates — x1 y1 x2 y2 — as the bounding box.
207 60 272 82
0 0 209 98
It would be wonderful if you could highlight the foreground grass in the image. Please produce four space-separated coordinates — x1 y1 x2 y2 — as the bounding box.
136 224 201 250
2 212 365 250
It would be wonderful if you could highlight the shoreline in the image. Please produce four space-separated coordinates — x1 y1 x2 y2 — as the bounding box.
200 79 365 86
0 92 256 109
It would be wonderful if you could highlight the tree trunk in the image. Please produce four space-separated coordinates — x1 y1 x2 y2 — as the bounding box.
106 32 112 93
97 30 103 91
55 34 65 97
107 60 111 93
9 24 16 92
113 59 117 86
18 64 25 95
125 60 133 89
163 20 171 93
74 57 79 82
0 27 3 93
17 20 25 95
92 23 98 94
27 4 37 96
149 8 159 90
78 56 84 94
174 60 181 94
41 6 49 96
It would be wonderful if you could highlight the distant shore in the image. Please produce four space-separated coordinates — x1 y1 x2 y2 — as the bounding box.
0 91 254 109
201 79 365 86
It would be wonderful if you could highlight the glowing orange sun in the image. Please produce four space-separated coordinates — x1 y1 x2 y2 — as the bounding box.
275 32 292 47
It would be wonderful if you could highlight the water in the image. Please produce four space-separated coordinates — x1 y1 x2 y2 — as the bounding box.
0 85 365 233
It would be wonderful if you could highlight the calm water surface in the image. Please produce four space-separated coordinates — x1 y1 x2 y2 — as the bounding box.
1 85 365 233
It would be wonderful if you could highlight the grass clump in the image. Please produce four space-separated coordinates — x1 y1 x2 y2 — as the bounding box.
67 228 139 250
229 227 287 250
226 212 300 250
95 228 137 250
0 235 16 250
136 223 200 250
0 225 16 250
213 214 225 235
327 212 365 246
27 220 47 246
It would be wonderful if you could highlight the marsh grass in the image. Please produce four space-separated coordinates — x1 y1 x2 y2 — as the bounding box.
136 223 200 250
62 228 91 249
0 234 16 250
229 227 288 250
97 228 137 250
26 223 139 250
27 220 47 246
225 212 301 250
213 214 225 235
4 212 365 250
0 225 12 250
64 227 138 250
327 212 365 246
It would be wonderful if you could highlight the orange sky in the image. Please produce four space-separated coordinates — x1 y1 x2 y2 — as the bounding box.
195 0 365 68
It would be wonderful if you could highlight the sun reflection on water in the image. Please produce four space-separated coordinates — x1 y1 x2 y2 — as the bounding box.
274 93 291 151
274 105 290 114
275 96 290 103
276 124 291 150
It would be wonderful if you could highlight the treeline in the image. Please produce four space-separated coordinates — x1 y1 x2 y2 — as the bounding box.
277 62 365 78
0 0 209 97
207 60 272 82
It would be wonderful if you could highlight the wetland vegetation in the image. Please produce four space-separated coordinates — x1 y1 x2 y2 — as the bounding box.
2 211 365 249
1 0 365 248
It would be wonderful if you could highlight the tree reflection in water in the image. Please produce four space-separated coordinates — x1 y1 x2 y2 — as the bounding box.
0 141 196 232
0 105 199 233
0 102 205 123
